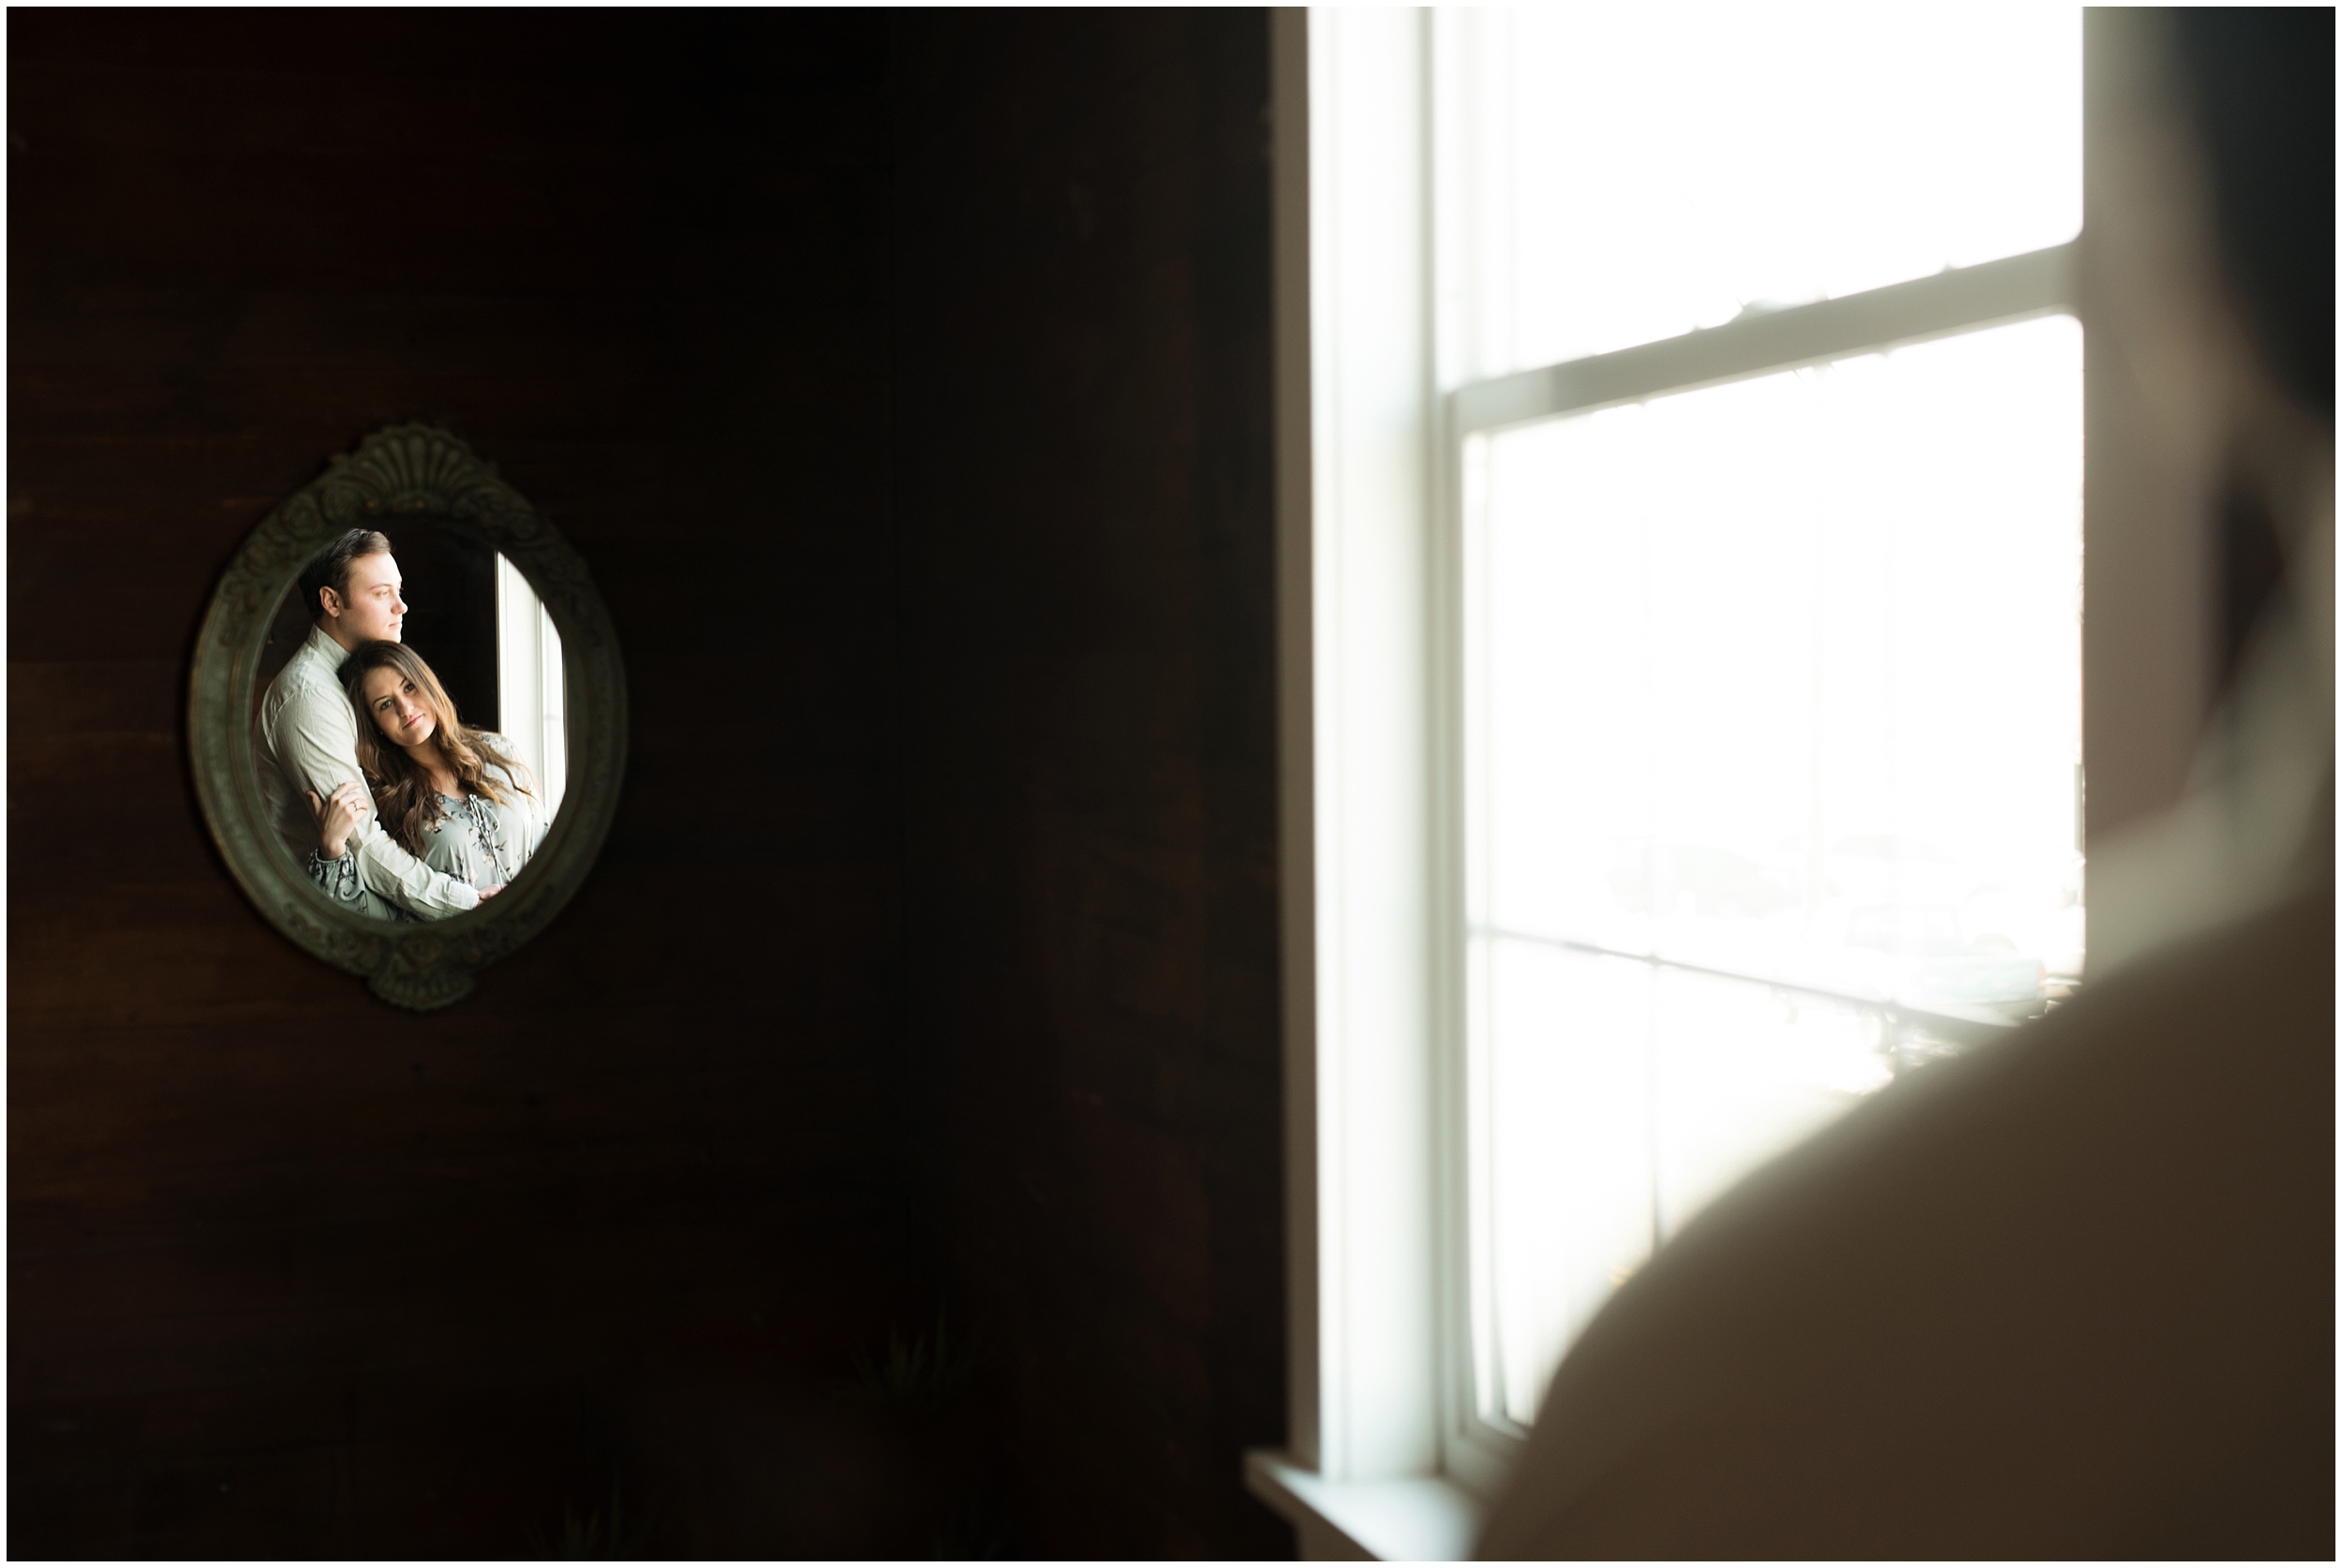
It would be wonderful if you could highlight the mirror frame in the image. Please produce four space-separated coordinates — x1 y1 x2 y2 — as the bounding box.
189 424 628 1010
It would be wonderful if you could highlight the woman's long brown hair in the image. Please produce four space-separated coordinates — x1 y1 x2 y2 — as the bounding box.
339 641 536 859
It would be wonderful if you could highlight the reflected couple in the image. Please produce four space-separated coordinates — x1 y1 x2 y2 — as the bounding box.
253 527 551 922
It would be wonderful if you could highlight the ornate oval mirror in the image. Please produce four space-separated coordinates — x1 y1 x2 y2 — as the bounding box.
189 425 626 1010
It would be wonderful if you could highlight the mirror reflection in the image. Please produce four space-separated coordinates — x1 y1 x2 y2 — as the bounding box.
250 523 568 922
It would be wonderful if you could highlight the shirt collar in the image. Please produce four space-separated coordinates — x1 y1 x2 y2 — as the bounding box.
299 622 351 677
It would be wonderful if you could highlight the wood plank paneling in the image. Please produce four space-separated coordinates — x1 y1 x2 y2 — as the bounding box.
9 10 924 1558
891 11 1290 1559
13 8 1290 1558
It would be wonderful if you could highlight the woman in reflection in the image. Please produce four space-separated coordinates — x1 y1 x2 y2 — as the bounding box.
306 641 549 916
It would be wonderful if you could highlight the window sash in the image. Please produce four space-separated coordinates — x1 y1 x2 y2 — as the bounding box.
1441 263 2079 1457
1452 242 2074 440
1263 18 2216 1557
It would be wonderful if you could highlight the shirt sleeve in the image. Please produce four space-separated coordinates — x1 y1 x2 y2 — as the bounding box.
273 678 482 920
306 845 409 923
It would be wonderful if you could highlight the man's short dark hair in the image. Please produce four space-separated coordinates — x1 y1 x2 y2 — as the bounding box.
297 529 394 621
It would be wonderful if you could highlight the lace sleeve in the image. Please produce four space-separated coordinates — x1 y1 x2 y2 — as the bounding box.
306 846 413 923
307 847 365 903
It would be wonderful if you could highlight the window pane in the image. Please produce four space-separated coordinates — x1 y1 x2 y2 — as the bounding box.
497 554 569 818
1481 943 1890 1426
1441 7 2082 379
1464 314 2083 1426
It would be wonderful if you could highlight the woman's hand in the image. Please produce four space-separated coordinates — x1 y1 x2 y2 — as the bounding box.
476 883 506 899
306 781 371 861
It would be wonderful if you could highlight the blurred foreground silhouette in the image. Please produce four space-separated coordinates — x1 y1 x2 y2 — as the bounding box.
1480 11 2333 1558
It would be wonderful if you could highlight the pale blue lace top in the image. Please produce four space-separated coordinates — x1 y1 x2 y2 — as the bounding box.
306 738 548 921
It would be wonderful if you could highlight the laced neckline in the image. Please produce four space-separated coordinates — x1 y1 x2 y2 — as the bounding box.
441 789 518 886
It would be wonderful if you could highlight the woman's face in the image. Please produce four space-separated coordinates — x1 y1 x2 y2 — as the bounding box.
362 665 438 748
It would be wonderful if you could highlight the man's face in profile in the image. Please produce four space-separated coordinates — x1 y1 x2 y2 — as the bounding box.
326 552 407 644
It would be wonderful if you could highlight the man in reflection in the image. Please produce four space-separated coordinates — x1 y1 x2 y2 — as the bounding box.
1480 11 2330 1559
252 527 494 921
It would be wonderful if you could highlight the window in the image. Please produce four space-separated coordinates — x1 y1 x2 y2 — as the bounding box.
497 553 569 818
1250 9 2126 1560
1463 307 2083 1432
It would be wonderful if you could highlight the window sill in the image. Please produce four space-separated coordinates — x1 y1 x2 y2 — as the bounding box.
1243 1450 1487 1562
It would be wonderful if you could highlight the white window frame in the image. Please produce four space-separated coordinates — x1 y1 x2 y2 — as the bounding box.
496 553 569 820
1444 223 2077 1478
1247 9 2205 1561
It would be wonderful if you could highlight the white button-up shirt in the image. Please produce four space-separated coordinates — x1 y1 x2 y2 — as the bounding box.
252 624 481 920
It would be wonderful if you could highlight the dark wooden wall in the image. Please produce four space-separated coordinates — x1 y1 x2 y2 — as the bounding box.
891 13 1289 1558
9 11 922 1557
9 8 1288 1559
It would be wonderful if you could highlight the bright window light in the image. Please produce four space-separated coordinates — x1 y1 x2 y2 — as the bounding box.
1465 317 2082 1425
1448 9 2084 1435
1441 7 2083 378
1261 9 2088 1512
497 555 568 820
